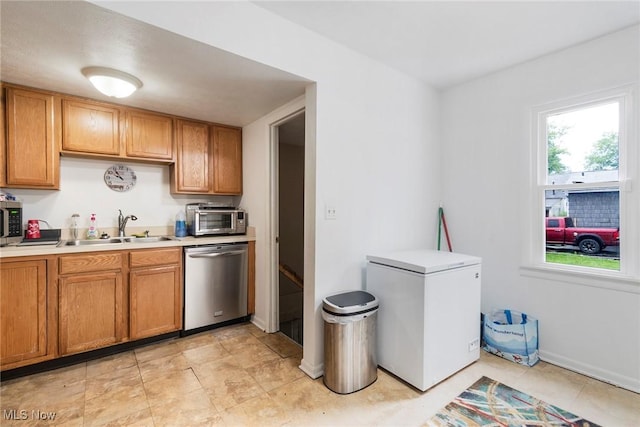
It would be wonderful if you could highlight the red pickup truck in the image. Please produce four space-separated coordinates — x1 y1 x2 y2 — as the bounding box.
546 217 619 254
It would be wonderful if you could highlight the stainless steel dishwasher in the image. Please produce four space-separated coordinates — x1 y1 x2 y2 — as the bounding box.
183 243 248 333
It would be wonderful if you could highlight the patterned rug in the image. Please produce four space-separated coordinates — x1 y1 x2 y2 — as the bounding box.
427 376 600 427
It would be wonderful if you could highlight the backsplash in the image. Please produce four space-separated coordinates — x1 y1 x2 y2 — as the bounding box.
6 157 241 234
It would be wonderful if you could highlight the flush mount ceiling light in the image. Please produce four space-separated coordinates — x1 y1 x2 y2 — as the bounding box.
81 66 143 98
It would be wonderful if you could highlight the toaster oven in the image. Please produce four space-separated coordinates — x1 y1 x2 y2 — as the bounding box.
186 203 247 236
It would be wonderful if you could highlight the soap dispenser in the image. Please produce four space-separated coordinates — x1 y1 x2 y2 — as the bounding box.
87 213 99 239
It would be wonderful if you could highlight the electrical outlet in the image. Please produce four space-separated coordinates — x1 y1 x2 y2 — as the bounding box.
468 338 480 352
325 205 337 220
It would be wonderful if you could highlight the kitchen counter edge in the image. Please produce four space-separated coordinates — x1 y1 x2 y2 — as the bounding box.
0 232 256 259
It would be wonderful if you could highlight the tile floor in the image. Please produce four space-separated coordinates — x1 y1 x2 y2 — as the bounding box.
1 322 639 426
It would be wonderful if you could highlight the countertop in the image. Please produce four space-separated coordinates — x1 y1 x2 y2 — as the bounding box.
0 228 256 259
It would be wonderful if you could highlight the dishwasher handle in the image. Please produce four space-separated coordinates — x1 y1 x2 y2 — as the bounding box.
187 250 246 259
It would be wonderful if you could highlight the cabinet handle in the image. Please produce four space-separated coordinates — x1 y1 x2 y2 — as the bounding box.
188 250 245 259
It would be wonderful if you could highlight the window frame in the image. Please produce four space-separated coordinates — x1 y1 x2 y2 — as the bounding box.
524 85 640 291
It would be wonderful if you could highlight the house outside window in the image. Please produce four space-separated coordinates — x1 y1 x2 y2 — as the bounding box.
529 85 638 283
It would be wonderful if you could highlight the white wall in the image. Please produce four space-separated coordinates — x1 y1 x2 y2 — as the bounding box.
441 25 640 392
241 96 307 334
6 156 224 236
96 1 445 375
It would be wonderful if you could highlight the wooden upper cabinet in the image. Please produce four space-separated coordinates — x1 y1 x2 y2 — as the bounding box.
212 125 243 194
0 89 6 188
171 122 242 195
125 109 173 161
61 98 121 156
171 119 211 193
4 87 60 189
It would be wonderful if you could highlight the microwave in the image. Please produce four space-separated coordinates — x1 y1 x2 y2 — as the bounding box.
186 203 247 236
1 200 23 246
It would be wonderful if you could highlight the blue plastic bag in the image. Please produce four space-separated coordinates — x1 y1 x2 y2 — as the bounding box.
482 309 539 366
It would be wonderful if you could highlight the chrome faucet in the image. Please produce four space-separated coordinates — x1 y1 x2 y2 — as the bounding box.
117 209 138 237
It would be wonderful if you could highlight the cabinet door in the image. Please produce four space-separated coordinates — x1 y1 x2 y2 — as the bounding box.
248 241 256 315
171 119 211 193
1 88 6 188
62 98 120 155
58 272 124 355
125 110 173 161
1 260 48 366
130 265 182 340
212 125 243 194
5 87 60 188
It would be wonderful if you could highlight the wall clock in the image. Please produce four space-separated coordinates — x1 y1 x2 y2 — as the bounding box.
104 165 137 192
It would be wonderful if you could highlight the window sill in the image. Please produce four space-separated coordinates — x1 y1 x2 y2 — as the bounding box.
520 264 640 294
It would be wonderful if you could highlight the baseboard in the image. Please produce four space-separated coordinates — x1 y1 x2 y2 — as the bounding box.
299 358 323 379
540 350 640 393
250 314 267 332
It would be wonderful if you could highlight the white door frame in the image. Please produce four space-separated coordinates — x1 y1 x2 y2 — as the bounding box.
267 107 306 333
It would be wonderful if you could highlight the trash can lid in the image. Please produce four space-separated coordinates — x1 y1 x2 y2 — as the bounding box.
322 290 379 315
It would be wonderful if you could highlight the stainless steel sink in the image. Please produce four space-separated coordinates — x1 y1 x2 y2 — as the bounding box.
60 236 174 247
62 238 127 246
127 236 174 243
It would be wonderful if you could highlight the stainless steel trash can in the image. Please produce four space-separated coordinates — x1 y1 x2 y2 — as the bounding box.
322 290 379 394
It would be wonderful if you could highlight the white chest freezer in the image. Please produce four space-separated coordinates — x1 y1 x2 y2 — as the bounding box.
365 249 481 391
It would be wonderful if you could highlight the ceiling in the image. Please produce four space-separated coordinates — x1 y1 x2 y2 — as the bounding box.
0 1 310 126
1 1 639 128
258 1 640 88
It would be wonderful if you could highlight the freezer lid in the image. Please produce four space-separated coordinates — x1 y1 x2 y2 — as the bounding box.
366 249 480 274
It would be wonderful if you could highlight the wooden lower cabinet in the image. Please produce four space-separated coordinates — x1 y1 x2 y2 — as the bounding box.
129 248 182 340
0 242 254 371
130 265 181 339
248 241 256 314
58 271 124 355
58 252 125 356
0 259 54 368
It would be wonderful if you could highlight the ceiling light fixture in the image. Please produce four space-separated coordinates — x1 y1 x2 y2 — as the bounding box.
81 66 143 98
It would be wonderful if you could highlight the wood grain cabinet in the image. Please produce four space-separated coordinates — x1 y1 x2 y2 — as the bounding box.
3 86 60 189
61 98 121 156
248 241 256 314
57 252 125 356
129 248 182 340
0 89 5 188
171 119 211 193
212 125 243 194
171 121 242 195
125 109 173 161
0 259 55 369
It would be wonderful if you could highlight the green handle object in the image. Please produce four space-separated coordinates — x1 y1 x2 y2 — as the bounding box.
437 207 453 251
437 207 443 250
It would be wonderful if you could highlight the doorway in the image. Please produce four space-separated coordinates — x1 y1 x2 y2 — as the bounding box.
275 112 305 345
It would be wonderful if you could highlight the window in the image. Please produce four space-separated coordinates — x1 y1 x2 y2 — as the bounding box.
529 86 638 282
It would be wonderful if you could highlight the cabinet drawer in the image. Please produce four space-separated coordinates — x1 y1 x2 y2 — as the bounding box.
59 252 124 274
130 248 181 268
